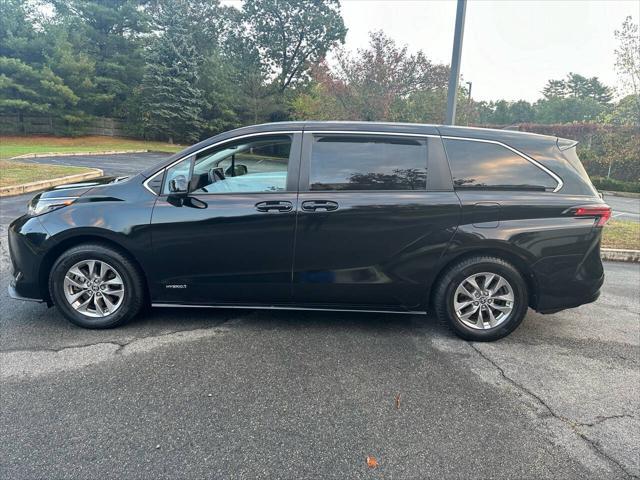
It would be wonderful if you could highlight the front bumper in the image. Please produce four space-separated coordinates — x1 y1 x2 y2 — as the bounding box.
8 215 50 302
7 284 44 303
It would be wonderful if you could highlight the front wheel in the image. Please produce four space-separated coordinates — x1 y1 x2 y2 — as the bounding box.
49 243 145 328
433 256 529 341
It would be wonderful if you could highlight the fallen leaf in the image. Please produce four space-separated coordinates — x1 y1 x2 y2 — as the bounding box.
395 393 401 409
366 456 378 468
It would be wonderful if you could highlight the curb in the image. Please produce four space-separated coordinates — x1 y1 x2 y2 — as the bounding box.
11 150 150 160
601 248 640 263
601 190 640 199
0 169 104 197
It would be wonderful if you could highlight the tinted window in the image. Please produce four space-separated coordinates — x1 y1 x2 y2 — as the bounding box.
310 135 428 191
444 139 557 190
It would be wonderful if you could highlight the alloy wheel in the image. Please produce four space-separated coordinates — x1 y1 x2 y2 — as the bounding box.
453 272 515 330
63 260 125 318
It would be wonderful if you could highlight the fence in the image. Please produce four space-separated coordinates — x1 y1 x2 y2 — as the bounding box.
0 115 130 137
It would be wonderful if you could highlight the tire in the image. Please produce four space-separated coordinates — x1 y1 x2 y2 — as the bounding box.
433 256 529 341
49 243 145 329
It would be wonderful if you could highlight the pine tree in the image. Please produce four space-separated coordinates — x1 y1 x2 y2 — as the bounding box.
140 2 207 143
49 0 149 118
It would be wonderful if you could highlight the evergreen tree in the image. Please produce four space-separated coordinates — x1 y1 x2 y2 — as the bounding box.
140 1 206 142
0 57 78 115
0 0 78 116
49 0 150 117
542 73 612 103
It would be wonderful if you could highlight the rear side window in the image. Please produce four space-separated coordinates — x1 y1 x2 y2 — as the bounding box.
310 135 428 191
444 138 558 191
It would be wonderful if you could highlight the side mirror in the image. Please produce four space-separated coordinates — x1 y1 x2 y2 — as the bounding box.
168 175 188 194
225 164 248 177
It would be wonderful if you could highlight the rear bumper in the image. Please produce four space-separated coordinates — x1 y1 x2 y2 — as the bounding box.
532 247 605 313
537 282 602 314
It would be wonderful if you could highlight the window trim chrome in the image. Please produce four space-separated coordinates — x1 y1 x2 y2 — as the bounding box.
441 135 564 193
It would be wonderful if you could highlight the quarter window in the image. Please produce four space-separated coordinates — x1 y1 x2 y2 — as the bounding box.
309 135 428 191
443 139 557 191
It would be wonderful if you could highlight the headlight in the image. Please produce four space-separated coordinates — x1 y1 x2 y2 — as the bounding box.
27 196 78 216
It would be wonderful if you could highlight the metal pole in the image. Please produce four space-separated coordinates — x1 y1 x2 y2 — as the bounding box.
445 0 467 125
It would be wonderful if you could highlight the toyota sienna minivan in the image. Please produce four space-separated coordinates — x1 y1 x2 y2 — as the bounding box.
8 122 610 341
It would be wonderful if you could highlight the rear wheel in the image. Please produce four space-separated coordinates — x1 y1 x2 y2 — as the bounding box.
433 256 529 341
49 243 144 328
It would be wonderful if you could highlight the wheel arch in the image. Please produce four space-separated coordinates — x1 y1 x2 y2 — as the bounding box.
39 234 150 305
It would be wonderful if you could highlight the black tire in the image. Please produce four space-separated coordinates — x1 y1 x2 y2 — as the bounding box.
49 243 145 329
433 256 529 341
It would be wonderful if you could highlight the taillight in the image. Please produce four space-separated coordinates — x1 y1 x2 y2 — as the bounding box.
573 205 612 227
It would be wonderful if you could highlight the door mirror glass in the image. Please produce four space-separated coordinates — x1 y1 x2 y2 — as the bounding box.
162 157 192 195
169 175 188 193
225 164 248 177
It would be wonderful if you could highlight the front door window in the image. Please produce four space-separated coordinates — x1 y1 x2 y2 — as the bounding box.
190 135 292 194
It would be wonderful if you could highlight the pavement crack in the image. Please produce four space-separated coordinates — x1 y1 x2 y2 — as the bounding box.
469 343 639 480
1 317 241 356
577 414 636 427
1 341 127 354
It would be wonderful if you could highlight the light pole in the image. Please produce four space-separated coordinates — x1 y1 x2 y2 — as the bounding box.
445 0 467 125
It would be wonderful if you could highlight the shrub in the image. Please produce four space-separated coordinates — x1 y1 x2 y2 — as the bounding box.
591 176 640 193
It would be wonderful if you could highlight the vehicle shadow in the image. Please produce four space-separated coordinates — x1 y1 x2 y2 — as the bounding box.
144 305 440 337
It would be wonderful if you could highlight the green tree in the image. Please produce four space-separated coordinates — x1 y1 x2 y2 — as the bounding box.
1 0 48 62
48 0 150 117
509 100 535 123
542 73 612 103
140 1 206 142
534 97 606 124
0 57 78 115
614 16 640 125
243 0 347 93
0 1 79 117
542 79 566 99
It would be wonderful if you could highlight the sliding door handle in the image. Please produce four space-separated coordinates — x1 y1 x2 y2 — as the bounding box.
301 200 339 212
255 200 293 212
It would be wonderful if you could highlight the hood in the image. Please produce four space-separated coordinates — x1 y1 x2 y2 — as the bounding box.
36 176 127 200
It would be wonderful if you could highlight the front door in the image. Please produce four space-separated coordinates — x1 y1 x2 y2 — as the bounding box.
149 132 302 305
292 131 460 310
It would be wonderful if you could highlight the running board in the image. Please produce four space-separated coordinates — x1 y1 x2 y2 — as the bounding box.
152 303 426 315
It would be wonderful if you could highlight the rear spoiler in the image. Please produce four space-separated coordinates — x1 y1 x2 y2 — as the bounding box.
557 137 578 151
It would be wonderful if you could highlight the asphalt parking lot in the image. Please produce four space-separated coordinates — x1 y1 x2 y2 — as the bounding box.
1 153 639 479
604 194 640 223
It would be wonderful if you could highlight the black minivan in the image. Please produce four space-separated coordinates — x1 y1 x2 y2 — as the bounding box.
8 122 610 341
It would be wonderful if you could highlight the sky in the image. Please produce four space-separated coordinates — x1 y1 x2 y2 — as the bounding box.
224 0 638 102
338 0 638 102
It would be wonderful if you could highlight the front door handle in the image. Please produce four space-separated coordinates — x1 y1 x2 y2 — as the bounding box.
255 200 293 212
301 200 339 212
